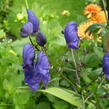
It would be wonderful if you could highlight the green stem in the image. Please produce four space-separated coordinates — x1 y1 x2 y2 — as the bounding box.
77 50 81 62
102 0 108 24
25 0 29 9
71 49 77 67
29 36 40 51
82 92 85 109
29 36 34 46
60 72 76 88
84 93 93 103
48 77 60 84
71 49 80 84
97 76 105 89
63 67 76 72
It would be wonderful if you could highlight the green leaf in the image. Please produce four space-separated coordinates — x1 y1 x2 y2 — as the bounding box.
81 53 100 67
53 100 69 109
40 87 82 107
13 91 30 106
45 94 58 103
36 102 51 109
85 23 106 33
94 47 104 60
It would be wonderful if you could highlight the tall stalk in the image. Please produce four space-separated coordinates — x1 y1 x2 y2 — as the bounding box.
71 49 80 84
25 0 29 9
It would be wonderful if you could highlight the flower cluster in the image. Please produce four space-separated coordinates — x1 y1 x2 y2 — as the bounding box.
78 4 106 39
84 4 106 23
78 21 95 39
20 10 50 91
20 9 46 46
84 4 101 16
90 11 106 23
23 44 50 91
62 21 80 49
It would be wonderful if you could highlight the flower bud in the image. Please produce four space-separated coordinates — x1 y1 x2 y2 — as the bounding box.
16 13 24 21
22 43 35 69
36 32 47 46
27 9 39 33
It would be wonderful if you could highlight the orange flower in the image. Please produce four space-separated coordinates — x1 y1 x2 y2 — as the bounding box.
84 4 101 16
79 4 107 40
78 21 95 39
90 11 107 23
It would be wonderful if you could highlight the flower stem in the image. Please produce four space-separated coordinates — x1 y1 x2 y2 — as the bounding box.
25 0 29 9
97 75 105 89
102 0 108 24
29 36 40 51
71 49 80 84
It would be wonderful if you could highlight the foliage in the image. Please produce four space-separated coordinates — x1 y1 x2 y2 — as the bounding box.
1 0 109 109
6 0 86 38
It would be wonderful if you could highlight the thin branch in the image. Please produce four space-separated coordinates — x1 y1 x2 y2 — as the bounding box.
71 49 80 84
29 36 40 51
102 0 108 23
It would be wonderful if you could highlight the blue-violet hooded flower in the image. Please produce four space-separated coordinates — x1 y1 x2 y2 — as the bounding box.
102 52 109 79
35 51 50 84
36 32 47 46
63 21 80 49
20 22 33 37
27 9 39 33
22 43 50 91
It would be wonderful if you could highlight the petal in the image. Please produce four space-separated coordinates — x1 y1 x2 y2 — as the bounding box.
68 39 80 49
27 9 39 33
34 51 50 84
20 22 33 37
23 50 50 91
24 65 39 91
23 43 35 69
36 32 47 46
36 51 50 70
29 83 39 91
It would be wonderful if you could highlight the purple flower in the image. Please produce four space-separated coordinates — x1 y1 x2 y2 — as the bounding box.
35 51 50 84
63 21 80 49
23 43 35 69
27 9 39 33
24 66 39 91
36 32 47 46
20 22 33 37
22 44 50 91
102 52 109 79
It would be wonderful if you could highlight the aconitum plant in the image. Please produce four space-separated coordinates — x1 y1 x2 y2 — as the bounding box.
20 9 50 91
23 44 50 91
20 9 81 91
